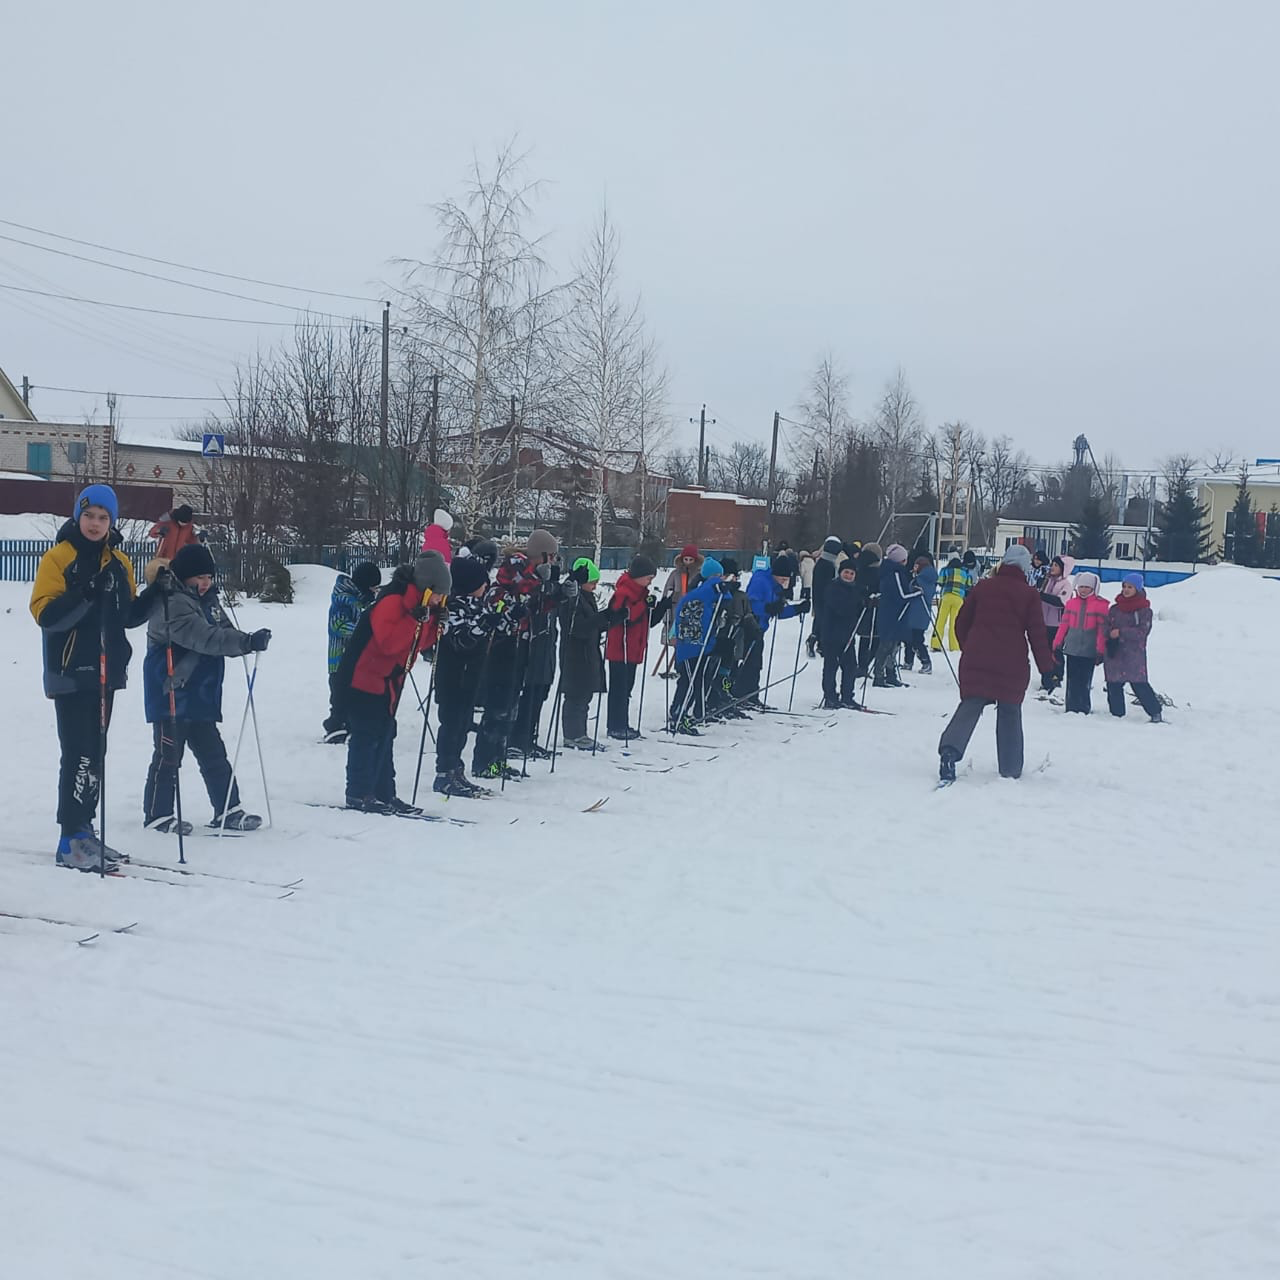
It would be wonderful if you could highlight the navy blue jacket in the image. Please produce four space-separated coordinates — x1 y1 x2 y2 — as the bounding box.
906 565 938 630
143 585 252 723
877 561 922 642
820 575 866 652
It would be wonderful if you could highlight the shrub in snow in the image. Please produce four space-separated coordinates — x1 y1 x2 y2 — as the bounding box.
259 560 294 604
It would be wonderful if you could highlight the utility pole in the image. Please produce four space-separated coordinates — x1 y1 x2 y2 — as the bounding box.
379 301 390 556
21 376 31 408
508 393 519 542
691 403 715 486
427 372 440 523
764 410 780 554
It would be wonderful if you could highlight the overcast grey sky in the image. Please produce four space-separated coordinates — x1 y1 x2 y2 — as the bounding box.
3 0 1277 471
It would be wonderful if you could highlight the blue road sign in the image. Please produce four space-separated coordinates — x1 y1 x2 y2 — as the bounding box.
202 433 226 458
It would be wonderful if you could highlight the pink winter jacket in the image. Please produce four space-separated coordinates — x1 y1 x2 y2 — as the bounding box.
1053 592 1110 657
1038 555 1075 627
419 523 453 564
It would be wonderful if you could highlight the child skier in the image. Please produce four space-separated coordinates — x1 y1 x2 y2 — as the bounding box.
1104 572 1163 722
871 544 921 688
657 544 703 677
512 529 564 761
807 535 846 658
30 484 164 870
901 551 937 673
931 552 972 653
737 555 809 705
473 549 537 781
1036 554 1074 693
432 555 494 797
705 556 758 719
337 550 450 811
323 561 382 743
558 557 611 749
419 508 454 562
604 553 661 740
669 557 726 732
820 558 865 709
1053 570 1109 714
142 544 273 834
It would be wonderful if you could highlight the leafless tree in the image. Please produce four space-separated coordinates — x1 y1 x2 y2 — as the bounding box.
560 205 644 560
709 440 771 499
397 144 553 531
871 367 925 542
792 354 853 533
633 333 671 542
661 447 698 488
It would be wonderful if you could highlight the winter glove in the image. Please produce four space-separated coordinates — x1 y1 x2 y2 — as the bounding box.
602 608 625 624
794 598 811 616
765 598 786 617
570 563 592 585
248 628 272 652
534 561 553 582
1094 653 1105 666
648 596 670 624
714 580 735 596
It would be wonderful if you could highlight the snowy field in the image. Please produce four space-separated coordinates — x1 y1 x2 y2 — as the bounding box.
2 565 1279 1278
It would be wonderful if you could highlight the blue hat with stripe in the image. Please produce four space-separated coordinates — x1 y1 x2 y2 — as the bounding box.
74 483 118 525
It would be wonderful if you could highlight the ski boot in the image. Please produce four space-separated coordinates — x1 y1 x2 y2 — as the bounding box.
208 809 262 831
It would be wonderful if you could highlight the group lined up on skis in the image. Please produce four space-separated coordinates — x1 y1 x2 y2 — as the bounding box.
31 485 1168 870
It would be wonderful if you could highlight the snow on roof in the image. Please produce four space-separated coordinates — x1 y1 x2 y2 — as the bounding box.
115 433 206 453
669 487 768 507
0 470 48 481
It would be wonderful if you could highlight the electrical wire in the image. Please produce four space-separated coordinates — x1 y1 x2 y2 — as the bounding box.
0 282 364 326
0 217 382 305
30 384 221 401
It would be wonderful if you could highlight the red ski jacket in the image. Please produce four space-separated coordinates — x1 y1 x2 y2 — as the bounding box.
605 572 651 664
349 582 440 711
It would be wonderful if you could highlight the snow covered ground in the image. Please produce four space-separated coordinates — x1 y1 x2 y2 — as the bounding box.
2 565 1278 1278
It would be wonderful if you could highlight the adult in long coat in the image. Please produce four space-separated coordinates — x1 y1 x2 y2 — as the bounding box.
937 544 1054 782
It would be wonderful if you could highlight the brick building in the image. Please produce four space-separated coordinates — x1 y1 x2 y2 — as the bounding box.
665 487 766 552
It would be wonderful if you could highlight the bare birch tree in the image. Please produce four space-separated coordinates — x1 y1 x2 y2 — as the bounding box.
397 145 550 531
872 367 925 543
561 205 644 560
792 354 853 534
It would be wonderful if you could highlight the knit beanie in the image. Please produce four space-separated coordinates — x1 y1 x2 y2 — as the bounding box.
680 544 699 560
171 543 217 581
572 556 600 584
432 508 454 532
1075 571 1100 593
351 561 382 593
413 550 452 596
719 556 740 577
884 543 908 565
822 535 843 556
862 541 883 562
526 528 559 561
628 553 657 579
449 556 490 596
700 557 724 580
74 483 119 525
839 560 858 577
173 504 194 524
1001 544 1033 577
1122 571 1145 590
471 539 499 570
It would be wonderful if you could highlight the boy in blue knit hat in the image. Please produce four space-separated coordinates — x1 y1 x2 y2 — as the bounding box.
29 484 165 870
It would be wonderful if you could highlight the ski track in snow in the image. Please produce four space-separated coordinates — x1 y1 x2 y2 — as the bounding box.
2 564 1279 1278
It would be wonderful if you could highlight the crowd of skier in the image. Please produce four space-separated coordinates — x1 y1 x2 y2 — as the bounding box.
30 484 1165 872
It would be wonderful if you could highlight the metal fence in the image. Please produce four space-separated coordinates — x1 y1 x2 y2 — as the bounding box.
0 538 762 588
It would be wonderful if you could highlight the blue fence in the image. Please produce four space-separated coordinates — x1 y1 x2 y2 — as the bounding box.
0 539 156 583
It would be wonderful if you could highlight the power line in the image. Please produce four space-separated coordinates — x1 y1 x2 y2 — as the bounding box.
0 231 375 323
0 282 362 326
31 384 221 401
0 215 382 304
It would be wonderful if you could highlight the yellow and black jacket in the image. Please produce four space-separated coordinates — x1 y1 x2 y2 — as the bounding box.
30 519 154 698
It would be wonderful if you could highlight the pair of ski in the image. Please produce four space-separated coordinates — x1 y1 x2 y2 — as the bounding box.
0 911 139 947
305 802 474 828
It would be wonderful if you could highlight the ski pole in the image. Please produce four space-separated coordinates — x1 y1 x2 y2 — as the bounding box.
761 621 779 710
222 599 271 828
410 658 437 806
920 597 960 689
547 682 564 774
219 656 256 840
161 583 187 865
635 612 650 740
787 611 805 711
98 595 109 879
859 603 879 705
671 593 725 729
